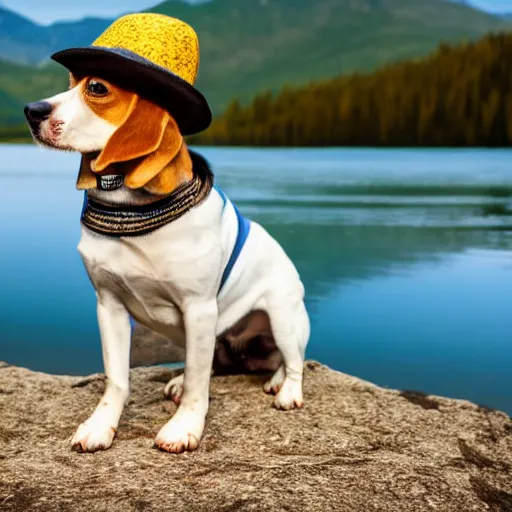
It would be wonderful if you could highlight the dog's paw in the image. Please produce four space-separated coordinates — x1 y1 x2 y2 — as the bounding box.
70 417 116 453
263 365 286 395
154 409 204 454
164 374 184 404
273 378 304 410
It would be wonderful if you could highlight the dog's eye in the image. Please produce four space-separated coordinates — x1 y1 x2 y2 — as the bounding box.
86 80 109 97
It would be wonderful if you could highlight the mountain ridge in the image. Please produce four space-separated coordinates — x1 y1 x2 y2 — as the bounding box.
0 0 510 128
0 5 112 65
191 32 511 147
0 0 508 66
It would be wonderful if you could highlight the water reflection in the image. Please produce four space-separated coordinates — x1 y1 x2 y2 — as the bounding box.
0 145 511 413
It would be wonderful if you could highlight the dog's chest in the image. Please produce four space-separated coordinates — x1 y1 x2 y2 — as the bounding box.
78 231 189 333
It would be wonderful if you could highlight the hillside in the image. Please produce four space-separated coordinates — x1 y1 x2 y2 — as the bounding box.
0 7 49 65
0 0 509 130
0 6 111 65
0 59 68 102
191 33 512 147
150 0 509 116
0 58 68 132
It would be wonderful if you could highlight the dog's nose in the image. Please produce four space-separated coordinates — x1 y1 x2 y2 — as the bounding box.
24 102 53 123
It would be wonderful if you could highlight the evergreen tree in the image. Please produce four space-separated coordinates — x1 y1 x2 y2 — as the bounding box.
190 33 512 147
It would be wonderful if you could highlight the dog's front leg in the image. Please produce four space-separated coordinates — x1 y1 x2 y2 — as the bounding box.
71 290 131 452
155 300 217 453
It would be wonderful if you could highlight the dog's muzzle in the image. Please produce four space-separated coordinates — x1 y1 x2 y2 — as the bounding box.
24 101 53 129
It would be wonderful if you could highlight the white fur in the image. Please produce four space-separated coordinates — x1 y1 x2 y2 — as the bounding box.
40 88 310 453
75 194 310 452
35 87 116 152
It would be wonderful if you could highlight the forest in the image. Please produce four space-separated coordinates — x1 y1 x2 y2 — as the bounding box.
2 32 510 147
189 33 512 147
0 125 31 142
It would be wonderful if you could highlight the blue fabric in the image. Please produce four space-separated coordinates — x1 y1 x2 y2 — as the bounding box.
214 185 227 209
215 186 250 292
218 192 251 293
81 191 88 218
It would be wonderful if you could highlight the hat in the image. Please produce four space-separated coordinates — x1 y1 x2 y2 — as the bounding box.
51 13 211 135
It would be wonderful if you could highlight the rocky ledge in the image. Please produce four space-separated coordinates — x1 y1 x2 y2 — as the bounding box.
0 360 511 512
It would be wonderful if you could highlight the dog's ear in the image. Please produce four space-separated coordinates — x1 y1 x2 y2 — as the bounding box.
142 142 193 195
76 153 98 190
94 96 172 172
122 115 191 194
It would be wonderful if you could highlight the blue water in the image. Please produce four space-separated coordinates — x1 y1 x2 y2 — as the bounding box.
1 145 511 413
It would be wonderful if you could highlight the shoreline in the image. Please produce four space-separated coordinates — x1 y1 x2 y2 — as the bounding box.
1 139 512 149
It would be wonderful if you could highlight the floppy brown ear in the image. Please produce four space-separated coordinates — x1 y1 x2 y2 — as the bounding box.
76 153 98 190
143 142 193 195
123 115 188 193
94 96 170 172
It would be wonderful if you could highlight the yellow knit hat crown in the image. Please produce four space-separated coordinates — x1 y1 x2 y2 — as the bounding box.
51 13 211 135
93 13 199 85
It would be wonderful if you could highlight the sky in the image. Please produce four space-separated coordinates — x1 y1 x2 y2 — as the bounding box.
1 0 511 24
470 0 512 12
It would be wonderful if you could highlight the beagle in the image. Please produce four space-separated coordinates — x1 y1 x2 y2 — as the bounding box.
24 75 310 453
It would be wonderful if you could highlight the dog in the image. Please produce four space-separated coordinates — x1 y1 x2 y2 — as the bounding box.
24 75 310 453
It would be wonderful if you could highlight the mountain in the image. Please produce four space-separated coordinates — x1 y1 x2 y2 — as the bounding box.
0 89 23 125
0 6 111 65
0 58 68 109
0 0 509 129
500 12 512 20
0 58 68 134
0 7 49 65
192 32 512 147
149 0 509 116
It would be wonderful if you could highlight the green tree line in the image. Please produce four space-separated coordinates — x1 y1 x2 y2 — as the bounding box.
189 33 512 147
0 124 31 143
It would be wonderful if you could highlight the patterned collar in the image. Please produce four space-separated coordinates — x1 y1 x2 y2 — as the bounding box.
81 152 213 237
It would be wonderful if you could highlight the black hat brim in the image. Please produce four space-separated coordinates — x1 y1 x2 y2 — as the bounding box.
51 47 212 136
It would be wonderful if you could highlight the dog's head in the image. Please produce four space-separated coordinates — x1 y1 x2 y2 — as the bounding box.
24 75 191 195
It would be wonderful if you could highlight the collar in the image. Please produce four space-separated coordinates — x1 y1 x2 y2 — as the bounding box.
81 171 213 237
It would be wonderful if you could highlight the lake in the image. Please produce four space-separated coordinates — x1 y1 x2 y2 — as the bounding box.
0 145 511 414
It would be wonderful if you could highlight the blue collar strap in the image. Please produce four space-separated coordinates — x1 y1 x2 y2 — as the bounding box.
215 186 251 293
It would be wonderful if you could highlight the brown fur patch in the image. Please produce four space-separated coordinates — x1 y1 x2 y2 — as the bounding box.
75 77 194 195
80 77 137 127
122 115 186 191
142 142 193 195
94 96 168 172
76 152 99 190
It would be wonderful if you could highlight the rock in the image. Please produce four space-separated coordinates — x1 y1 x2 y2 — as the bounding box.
0 361 511 512
129 323 185 368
